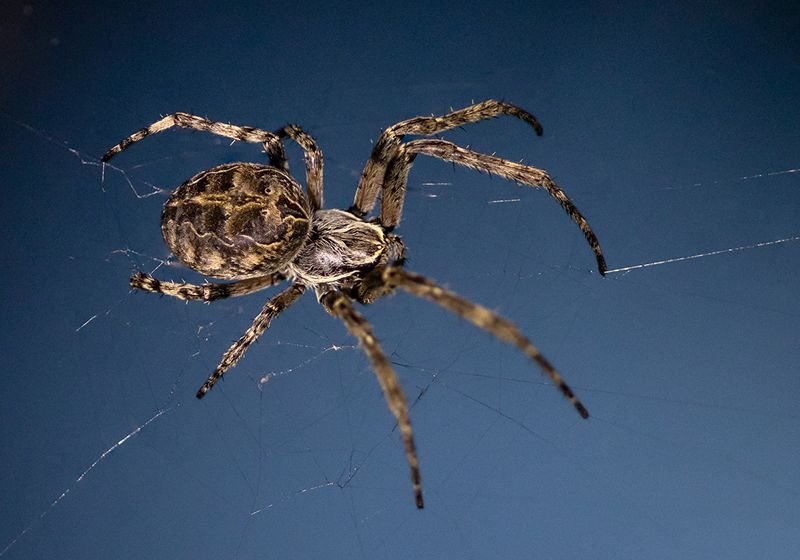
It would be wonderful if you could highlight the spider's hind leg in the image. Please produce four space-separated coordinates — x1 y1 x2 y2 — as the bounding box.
101 113 288 164
130 271 286 302
349 234 407 304
275 124 324 211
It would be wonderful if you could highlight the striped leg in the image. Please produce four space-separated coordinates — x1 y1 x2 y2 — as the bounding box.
130 271 286 302
101 112 289 170
380 139 607 275
320 290 424 509
351 100 543 218
376 266 590 419
196 283 306 398
275 124 324 211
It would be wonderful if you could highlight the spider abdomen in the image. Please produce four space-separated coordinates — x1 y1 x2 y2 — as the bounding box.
161 163 311 280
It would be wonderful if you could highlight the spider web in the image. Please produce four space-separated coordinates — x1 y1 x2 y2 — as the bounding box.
3 4 799 557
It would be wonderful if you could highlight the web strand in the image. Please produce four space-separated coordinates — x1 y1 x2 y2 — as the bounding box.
0 408 170 557
606 235 800 275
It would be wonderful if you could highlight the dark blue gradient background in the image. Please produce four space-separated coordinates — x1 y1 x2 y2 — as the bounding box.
2 2 799 559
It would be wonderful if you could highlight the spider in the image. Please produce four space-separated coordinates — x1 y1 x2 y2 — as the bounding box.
101 100 607 509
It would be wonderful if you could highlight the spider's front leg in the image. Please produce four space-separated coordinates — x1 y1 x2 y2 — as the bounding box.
320 289 424 508
381 139 608 275
379 266 590 419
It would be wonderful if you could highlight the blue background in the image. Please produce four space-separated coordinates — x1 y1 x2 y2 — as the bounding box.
2 2 799 558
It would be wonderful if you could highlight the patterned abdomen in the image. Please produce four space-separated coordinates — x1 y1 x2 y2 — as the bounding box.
161 163 311 279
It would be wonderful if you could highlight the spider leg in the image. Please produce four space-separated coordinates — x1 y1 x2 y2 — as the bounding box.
319 289 424 509
376 266 590 419
130 271 286 302
196 283 306 398
101 112 289 171
352 100 543 217
381 139 607 275
275 124 324 211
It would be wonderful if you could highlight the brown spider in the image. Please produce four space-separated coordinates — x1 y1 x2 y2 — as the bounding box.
101 100 606 509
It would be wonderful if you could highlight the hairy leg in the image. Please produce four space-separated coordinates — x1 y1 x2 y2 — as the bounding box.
320 289 424 508
196 283 306 398
130 271 286 302
352 100 543 217
372 266 590 419
101 112 289 170
380 138 607 275
275 124 324 211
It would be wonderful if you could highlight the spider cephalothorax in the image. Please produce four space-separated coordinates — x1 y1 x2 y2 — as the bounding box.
102 100 606 509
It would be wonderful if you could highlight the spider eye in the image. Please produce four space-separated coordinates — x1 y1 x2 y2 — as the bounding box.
161 163 311 280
